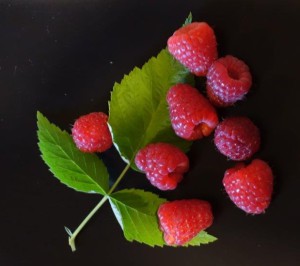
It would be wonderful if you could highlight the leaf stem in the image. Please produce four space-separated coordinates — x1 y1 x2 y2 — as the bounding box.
67 163 131 252
108 163 131 194
68 195 108 252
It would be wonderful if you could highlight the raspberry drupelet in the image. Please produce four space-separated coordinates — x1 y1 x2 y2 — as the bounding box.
167 83 219 141
223 159 274 214
168 22 218 76
72 112 112 153
158 199 213 246
214 116 260 161
135 143 189 190
206 55 252 107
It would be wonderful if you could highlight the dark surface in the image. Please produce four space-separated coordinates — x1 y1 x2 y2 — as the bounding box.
1 0 300 265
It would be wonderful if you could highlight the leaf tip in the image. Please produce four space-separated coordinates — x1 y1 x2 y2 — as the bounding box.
36 110 41 121
183 12 193 27
36 111 47 128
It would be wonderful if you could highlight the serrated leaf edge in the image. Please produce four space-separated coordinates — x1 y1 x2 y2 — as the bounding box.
37 111 108 195
107 122 130 165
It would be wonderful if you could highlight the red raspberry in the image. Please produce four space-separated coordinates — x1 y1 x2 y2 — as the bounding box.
167 84 219 140
158 199 213 246
167 22 218 76
223 159 274 214
214 116 260 161
72 112 112 153
206 55 252 107
135 143 189 190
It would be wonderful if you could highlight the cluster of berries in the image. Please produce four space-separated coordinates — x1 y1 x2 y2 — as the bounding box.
71 21 274 247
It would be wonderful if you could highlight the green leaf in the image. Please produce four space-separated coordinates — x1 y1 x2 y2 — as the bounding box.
183 12 193 26
109 189 167 247
109 189 217 247
37 111 109 195
109 49 194 168
184 231 217 246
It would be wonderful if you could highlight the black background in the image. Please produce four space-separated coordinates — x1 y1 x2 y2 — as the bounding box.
1 0 300 265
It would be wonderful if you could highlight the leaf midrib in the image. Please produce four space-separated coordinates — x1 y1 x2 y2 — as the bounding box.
40 125 106 194
131 52 171 159
111 197 162 245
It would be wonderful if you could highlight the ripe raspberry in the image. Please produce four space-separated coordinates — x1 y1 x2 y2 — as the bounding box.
167 22 218 76
72 112 112 153
214 116 260 161
167 83 219 140
223 159 274 214
206 55 252 107
135 143 189 190
158 199 213 246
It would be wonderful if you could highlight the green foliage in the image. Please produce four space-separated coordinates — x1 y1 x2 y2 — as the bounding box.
37 13 217 250
109 189 166 247
184 231 217 246
109 49 193 168
37 112 109 195
183 12 193 26
109 189 217 247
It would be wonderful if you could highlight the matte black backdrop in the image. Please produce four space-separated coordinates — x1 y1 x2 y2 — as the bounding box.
1 0 300 265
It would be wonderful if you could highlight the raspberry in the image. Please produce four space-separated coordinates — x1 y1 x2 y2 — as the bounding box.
167 22 218 76
214 116 260 161
167 83 219 140
72 112 112 153
223 159 274 214
135 143 189 190
206 55 252 107
158 199 213 246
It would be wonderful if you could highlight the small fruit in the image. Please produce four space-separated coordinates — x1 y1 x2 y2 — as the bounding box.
167 83 219 140
72 112 112 153
158 199 213 246
206 55 252 107
167 22 218 76
135 143 189 190
214 116 260 161
223 159 274 214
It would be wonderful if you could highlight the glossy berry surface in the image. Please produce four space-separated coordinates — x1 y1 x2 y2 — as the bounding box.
223 159 274 214
167 83 219 140
72 112 112 153
158 199 213 246
167 22 218 76
206 55 252 107
214 116 260 161
135 143 189 190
